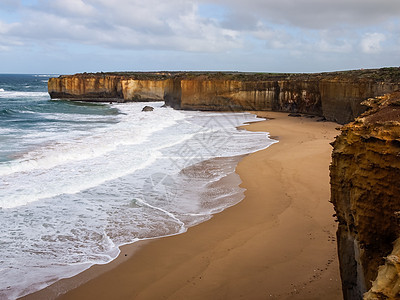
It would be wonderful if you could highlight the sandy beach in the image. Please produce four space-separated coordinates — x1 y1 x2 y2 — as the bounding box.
24 111 342 300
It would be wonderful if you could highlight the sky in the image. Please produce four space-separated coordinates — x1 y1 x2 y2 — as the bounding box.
0 0 399 74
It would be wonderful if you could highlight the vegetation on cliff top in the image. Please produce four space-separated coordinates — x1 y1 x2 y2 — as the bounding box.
62 67 400 82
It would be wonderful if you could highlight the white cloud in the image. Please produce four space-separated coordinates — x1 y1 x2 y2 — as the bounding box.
361 32 386 54
0 0 242 52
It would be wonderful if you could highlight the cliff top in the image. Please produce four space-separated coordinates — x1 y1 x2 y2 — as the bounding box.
361 91 400 124
59 67 400 83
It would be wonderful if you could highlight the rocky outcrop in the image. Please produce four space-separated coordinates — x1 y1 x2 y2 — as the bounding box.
49 68 400 124
330 92 400 299
141 106 154 112
48 74 122 100
48 73 169 102
364 238 400 299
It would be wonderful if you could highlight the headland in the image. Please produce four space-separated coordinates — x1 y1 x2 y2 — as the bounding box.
49 68 400 124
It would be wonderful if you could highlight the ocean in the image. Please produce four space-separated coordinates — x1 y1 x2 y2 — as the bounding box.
0 74 275 299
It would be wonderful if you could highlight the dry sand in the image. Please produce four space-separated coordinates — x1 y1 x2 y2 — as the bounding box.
24 111 343 300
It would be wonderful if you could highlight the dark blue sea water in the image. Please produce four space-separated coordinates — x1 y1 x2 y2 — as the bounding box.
0 74 119 164
0 74 275 299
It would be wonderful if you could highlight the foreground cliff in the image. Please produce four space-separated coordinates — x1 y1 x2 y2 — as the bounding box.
330 92 400 299
49 68 400 124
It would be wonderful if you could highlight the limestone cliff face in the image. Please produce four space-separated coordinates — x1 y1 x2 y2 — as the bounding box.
173 78 323 114
48 73 168 102
120 79 166 101
364 238 400 299
167 76 398 124
49 68 400 124
320 79 398 124
330 92 400 299
177 79 278 111
48 75 122 100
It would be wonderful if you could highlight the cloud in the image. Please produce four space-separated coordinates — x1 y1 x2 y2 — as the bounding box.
361 32 386 54
48 0 96 17
0 0 399 72
206 0 400 30
0 0 241 52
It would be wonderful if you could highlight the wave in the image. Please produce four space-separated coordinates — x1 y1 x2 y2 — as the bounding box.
0 108 17 116
34 74 59 77
0 150 162 209
0 106 186 177
0 91 49 99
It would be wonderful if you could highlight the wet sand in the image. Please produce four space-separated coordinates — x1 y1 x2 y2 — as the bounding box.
23 111 342 300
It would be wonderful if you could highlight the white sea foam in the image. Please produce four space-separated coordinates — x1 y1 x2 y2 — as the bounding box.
0 103 186 177
0 102 275 299
0 150 161 208
0 91 49 99
135 198 186 234
34 74 58 77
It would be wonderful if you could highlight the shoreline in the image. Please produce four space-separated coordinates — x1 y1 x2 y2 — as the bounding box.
23 111 342 300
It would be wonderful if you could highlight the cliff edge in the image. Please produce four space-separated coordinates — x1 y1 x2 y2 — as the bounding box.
330 91 400 299
49 68 400 124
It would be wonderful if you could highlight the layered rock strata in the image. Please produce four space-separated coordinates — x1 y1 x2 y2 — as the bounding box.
330 92 400 299
49 68 400 124
48 73 168 102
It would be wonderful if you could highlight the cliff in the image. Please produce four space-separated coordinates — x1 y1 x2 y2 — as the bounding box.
48 73 169 102
330 91 400 299
49 68 400 124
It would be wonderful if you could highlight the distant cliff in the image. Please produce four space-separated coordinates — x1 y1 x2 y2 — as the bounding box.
330 92 400 299
49 68 400 124
48 73 169 102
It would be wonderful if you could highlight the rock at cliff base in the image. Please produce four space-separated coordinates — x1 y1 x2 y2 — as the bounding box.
142 106 154 112
364 238 400 299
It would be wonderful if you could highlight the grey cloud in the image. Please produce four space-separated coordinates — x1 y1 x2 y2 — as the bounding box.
220 11 258 31
206 0 400 29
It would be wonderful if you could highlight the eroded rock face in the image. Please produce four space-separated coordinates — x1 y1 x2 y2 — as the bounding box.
330 92 400 299
49 68 400 124
141 106 154 112
48 73 168 102
120 79 166 101
364 238 400 299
